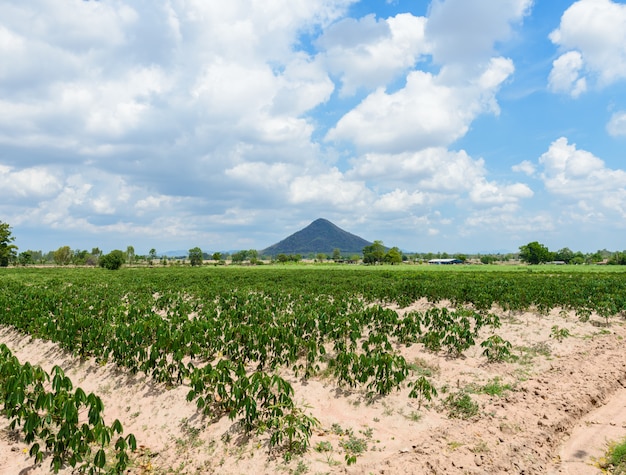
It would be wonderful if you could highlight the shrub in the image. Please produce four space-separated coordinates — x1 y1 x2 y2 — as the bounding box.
99 250 125 270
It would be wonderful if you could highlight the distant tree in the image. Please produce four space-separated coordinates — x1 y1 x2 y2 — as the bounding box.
53 246 72 266
99 250 125 270
332 248 342 261
0 221 17 267
480 255 497 265
72 249 89 265
188 247 203 266
385 247 402 265
212 252 222 261
519 241 553 265
231 250 248 263
126 246 135 265
316 253 327 262
276 253 288 263
148 248 157 266
554 247 574 263
18 251 32 266
248 249 259 265
608 251 626 265
363 240 386 264
454 254 467 263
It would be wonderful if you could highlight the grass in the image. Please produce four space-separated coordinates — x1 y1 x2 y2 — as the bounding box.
480 378 513 397
597 437 626 474
443 391 479 419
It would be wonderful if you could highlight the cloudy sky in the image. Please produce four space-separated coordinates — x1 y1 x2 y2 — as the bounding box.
1 0 626 255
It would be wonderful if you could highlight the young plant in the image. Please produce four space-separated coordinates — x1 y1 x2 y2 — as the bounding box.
443 391 479 420
550 325 570 343
480 335 512 363
408 376 438 408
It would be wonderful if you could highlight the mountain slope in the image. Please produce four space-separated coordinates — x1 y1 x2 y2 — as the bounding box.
261 218 372 256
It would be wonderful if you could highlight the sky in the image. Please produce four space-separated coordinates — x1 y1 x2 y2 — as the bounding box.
1 0 626 255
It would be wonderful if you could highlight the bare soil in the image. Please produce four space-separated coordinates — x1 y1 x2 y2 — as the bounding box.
1 303 626 475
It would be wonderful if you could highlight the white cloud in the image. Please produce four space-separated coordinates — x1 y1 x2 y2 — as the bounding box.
549 0 626 94
537 137 626 217
327 57 514 152
468 181 533 206
316 13 429 95
512 160 536 176
547 51 587 97
426 0 532 66
607 111 626 137
289 168 372 208
374 189 427 212
0 165 62 199
351 148 485 192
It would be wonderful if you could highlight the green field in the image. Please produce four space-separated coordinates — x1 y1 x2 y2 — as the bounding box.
1 264 626 472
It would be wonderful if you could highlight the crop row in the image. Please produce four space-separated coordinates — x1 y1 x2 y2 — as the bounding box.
0 344 136 474
1 266 624 461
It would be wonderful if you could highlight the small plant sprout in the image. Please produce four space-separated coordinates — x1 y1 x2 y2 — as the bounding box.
408 376 438 409
550 325 570 342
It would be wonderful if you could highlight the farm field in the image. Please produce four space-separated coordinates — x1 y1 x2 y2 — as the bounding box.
1 266 626 474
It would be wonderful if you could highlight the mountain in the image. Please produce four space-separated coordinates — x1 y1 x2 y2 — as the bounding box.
261 218 372 256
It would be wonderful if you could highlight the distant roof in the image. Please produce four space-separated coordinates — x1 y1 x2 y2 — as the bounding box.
428 258 463 264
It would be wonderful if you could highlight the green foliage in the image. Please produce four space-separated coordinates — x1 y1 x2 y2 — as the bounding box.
0 344 136 473
479 378 512 397
480 335 512 362
53 246 72 266
188 247 203 266
99 250 125 270
0 220 17 266
519 241 553 265
444 391 479 419
408 376 438 408
363 240 386 264
3 265 626 465
550 325 570 342
604 437 626 474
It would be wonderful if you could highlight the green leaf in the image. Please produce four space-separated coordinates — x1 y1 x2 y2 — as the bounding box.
94 448 106 469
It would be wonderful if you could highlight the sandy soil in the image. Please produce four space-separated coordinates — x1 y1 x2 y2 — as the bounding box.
1 302 626 475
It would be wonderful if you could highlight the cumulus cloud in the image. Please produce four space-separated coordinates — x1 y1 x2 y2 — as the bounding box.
547 51 587 97
0 165 62 200
289 168 373 209
512 160 536 176
537 137 626 218
607 111 626 137
316 13 429 95
549 0 626 94
426 0 532 67
327 57 514 152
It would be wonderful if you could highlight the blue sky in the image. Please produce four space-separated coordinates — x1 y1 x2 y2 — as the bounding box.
1 0 626 255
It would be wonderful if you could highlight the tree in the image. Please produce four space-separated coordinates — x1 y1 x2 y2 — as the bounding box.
519 241 553 265
231 250 247 263
126 246 135 265
316 253 327 262
384 247 402 265
53 246 72 266
188 247 203 266
332 248 342 262
554 247 574 264
148 248 157 266
363 240 385 264
18 251 32 266
0 221 18 267
99 250 125 270
212 251 222 261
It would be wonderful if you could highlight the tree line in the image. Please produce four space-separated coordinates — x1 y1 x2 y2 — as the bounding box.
2 220 625 269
